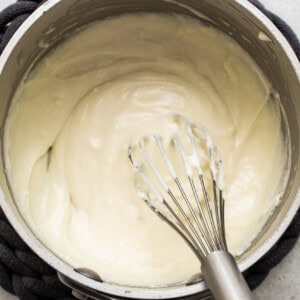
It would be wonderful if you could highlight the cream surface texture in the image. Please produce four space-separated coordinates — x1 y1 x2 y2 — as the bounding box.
4 14 285 286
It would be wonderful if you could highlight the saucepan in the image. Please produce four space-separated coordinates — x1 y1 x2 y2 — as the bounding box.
0 0 299 299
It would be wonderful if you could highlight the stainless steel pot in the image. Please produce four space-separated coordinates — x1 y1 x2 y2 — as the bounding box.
0 0 299 299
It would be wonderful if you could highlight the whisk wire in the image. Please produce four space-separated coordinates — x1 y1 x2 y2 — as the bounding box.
134 170 209 258
158 200 205 261
171 179 212 254
129 115 227 258
201 129 224 251
188 176 216 252
172 135 217 252
137 136 211 256
219 189 227 251
139 137 169 192
164 195 209 259
178 118 223 252
155 133 214 254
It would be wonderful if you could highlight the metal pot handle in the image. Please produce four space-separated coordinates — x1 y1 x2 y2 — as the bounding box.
57 272 117 300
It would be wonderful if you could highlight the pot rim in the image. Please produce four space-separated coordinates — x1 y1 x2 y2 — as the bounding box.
0 0 299 299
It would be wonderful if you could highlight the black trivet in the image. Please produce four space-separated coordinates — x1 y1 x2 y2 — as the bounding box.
0 1 299 299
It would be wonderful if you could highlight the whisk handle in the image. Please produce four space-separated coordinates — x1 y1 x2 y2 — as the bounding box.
201 251 255 300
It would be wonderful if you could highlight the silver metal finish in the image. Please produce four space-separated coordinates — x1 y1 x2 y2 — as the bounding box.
75 268 103 283
0 0 299 299
202 251 255 300
58 272 117 300
72 290 89 300
129 115 254 299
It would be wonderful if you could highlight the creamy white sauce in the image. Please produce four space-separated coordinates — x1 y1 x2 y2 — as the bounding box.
4 14 286 286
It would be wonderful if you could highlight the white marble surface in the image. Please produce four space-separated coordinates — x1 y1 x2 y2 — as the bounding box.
0 0 299 299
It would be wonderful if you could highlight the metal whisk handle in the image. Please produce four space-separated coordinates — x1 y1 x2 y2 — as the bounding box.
202 251 255 300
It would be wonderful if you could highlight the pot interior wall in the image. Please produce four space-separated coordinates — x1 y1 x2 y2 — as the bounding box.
0 0 299 299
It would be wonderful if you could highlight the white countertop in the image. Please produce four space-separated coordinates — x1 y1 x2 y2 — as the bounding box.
0 0 299 299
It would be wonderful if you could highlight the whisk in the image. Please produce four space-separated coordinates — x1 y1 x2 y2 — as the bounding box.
128 115 254 300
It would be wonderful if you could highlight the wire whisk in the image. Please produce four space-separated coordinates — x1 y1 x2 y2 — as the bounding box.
128 115 254 300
